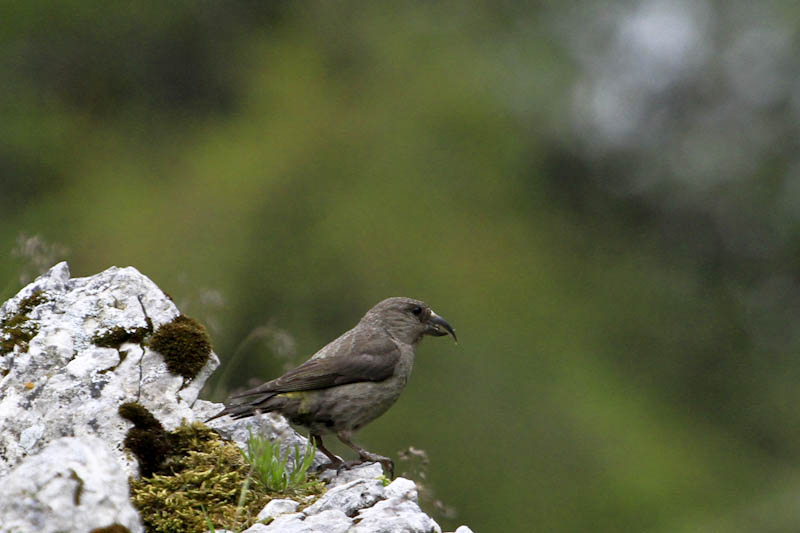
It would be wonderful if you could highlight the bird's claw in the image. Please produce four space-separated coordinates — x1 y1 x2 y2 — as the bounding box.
315 459 344 473
316 458 394 479
381 458 395 479
339 459 364 472
358 454 394 479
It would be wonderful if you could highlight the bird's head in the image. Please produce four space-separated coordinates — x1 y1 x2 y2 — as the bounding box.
365 297 457 345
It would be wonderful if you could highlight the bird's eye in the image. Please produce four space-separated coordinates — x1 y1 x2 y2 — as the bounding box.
410 306 422 316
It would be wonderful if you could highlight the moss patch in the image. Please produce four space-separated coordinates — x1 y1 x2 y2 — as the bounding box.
124 418 323 531
119 403 172 477
130 432 264 532
0 290 49 354
93 326 150 349
150 315 211 379
121 404 324 532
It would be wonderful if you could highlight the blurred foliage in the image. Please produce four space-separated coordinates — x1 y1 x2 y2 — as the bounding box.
3 1 800 531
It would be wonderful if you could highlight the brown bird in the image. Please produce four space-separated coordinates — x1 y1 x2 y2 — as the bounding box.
208 297 457 477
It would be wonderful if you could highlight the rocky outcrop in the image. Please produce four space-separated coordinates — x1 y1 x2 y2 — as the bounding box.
0 262 218 480
0 263 473 533
0 436 143 533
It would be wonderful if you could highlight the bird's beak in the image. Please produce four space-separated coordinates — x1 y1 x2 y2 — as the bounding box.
427 311 458 343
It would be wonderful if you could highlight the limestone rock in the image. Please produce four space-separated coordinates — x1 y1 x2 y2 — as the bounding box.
320 462 384 488
351 498 442 533
0 262 219 478
0 436 143 533
349 476 442 533
249 510 353 533
303 478 386 517
256 498 300 521
245 464 448 533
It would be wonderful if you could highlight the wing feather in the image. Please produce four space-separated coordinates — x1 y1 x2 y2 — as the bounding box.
231 334 400 398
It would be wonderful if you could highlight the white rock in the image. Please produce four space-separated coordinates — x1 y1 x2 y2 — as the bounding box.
0 436 143 533
303 477 385 517
351 498 442 533
192 397 225 420
385 477 418 501
0 262 220 478
253 509 352 533
65 346 119 377
302 509 353 532
257 512 304 530
19 423 45 451
242 524 271 533
257 498 299 521
320 461 384 487
453 526 476 533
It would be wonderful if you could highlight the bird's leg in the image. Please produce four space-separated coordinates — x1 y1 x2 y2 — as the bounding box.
311 433 344 471
336 430 395 479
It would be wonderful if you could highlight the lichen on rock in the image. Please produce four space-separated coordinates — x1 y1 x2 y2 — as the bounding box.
0 288 50 355
0 262 218 479
93 325 151 349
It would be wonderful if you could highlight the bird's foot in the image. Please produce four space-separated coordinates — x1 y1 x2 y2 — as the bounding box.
359 452 394 479
315 458 345 473
318 457 394 478
326 459 370 474
335 459 363 473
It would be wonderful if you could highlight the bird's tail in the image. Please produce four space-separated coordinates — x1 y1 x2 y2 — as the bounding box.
204 392 279 423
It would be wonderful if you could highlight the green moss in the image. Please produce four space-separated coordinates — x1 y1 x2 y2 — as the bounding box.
119 403 172 478
120 405 325 532
69 470 84 505
150 315 211 379
119 402 163 429
93 326 149 348
17 290 49 314
130 433 256 532
127 421 325 533
0 290 49 354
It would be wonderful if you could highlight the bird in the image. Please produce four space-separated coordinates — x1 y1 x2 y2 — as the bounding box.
207 297 457 477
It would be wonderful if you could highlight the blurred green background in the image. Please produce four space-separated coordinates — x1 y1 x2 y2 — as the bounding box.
4 1 800 531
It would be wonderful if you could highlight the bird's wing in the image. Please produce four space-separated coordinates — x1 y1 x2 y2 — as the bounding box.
231 335 400 398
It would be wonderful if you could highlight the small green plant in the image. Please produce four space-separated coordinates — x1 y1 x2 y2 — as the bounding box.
201 505 216 533
243 429 318 494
